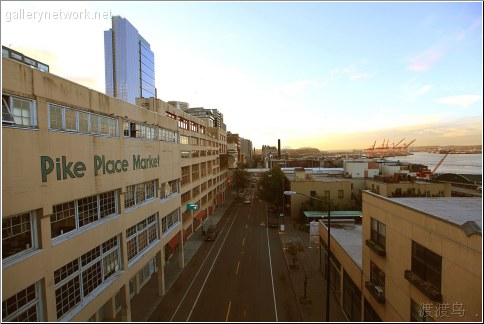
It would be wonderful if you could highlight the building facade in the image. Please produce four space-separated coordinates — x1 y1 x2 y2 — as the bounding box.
104 16 156 104
2 57 228 321
315 191 482 322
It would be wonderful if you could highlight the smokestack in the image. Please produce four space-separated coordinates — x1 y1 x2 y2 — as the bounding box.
278 139 281 159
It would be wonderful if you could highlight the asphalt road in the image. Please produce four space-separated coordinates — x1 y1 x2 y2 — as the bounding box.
148 194 301 322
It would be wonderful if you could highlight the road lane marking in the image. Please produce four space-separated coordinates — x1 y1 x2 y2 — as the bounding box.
226 300 232 322
185 204 243 321
170 204 242 321
266 209 279 322
245 224 248 230
242 237 245 247
236 261 240 275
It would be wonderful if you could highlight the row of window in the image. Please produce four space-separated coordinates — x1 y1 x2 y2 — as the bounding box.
367 217 442 321
3 207 182 320
3 179 180 261
123 120 178 142
3 95 224 148
49 103 118 136
369 218 441 292
309 190 346 199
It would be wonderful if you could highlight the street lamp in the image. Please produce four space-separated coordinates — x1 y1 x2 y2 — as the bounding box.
284 190 331 322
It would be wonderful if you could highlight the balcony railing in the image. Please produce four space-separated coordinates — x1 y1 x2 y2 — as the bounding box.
365 239 386 257
364 281 385 304
404 270 442 302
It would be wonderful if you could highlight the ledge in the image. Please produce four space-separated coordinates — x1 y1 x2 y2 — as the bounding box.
404 270 442 302
365 239 386 257
364 281 385 304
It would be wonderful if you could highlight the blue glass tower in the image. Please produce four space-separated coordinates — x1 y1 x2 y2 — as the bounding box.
104 16 156 104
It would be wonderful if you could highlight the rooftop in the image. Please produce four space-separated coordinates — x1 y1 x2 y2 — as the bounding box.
387 197 482 235
320 220 363 269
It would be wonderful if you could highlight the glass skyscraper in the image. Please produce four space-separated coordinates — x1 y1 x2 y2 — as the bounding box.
104 16 156 104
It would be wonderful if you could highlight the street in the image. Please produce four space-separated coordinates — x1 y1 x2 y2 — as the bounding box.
148 193 301 322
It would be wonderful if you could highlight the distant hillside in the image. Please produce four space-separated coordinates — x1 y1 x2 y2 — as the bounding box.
282 147 321 157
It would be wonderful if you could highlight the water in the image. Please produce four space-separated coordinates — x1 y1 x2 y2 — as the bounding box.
387 152 482 175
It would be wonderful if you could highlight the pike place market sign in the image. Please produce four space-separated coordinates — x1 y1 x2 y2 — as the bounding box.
40 155 160 182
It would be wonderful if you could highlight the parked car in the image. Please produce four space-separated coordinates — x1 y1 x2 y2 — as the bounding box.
244 196 251 204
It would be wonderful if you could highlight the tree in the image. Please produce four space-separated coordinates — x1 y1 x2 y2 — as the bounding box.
256 166 290 208
233 165 250 193
285 241 305 268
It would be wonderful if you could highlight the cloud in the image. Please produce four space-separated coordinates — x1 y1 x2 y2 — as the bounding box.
435 95 482 108
407 84 433 102
407 48 443 72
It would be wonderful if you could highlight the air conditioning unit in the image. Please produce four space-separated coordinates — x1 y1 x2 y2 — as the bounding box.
374 286 384 297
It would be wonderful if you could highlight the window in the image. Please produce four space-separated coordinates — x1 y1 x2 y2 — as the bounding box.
65 109 78 131
370 218 386 250
411 241 442 291
54 236 120 319
2 94 37 127
181 167 190 186
124 180 157 210
79 111 89 133
338 190 344 199
2 282 43 321
161 210 180 234
50 191 118 238
368 260 385 302
370 261 385 289
2 211 38 260
364 298 382 322
324 191 330 198
126 214 158 263
343 270 362 321
180 135 189 145
192 164 200 181
161 180 178 200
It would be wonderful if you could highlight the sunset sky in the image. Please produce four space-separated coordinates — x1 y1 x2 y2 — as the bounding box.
2 1 482 150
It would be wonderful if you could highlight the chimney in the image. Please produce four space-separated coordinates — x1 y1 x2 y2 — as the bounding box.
278 139 281 159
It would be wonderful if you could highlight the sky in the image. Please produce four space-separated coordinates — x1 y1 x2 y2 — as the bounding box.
1 1 483 151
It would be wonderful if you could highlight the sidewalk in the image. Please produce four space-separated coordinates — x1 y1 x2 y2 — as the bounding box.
278 220 347 322
129 195 235 322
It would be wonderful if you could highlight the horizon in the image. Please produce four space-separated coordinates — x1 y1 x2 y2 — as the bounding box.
1 1 482 150
258 143 483 152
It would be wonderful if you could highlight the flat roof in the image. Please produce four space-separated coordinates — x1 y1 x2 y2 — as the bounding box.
304 211 362 218
321 220 363 269
387 197 482 235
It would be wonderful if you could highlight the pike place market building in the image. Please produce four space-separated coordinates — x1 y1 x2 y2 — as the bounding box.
2 57 228 321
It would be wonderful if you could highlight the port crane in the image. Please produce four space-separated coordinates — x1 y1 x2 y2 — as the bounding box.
431 150 451 174
417 150 451 179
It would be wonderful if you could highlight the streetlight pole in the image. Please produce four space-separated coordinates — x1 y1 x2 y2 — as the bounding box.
284 190 331 322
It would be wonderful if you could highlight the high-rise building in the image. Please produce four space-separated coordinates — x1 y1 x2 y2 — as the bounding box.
104 16 156 104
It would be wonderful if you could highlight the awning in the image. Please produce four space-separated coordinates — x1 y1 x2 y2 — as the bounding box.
195 210 207 220
168 234 179 250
